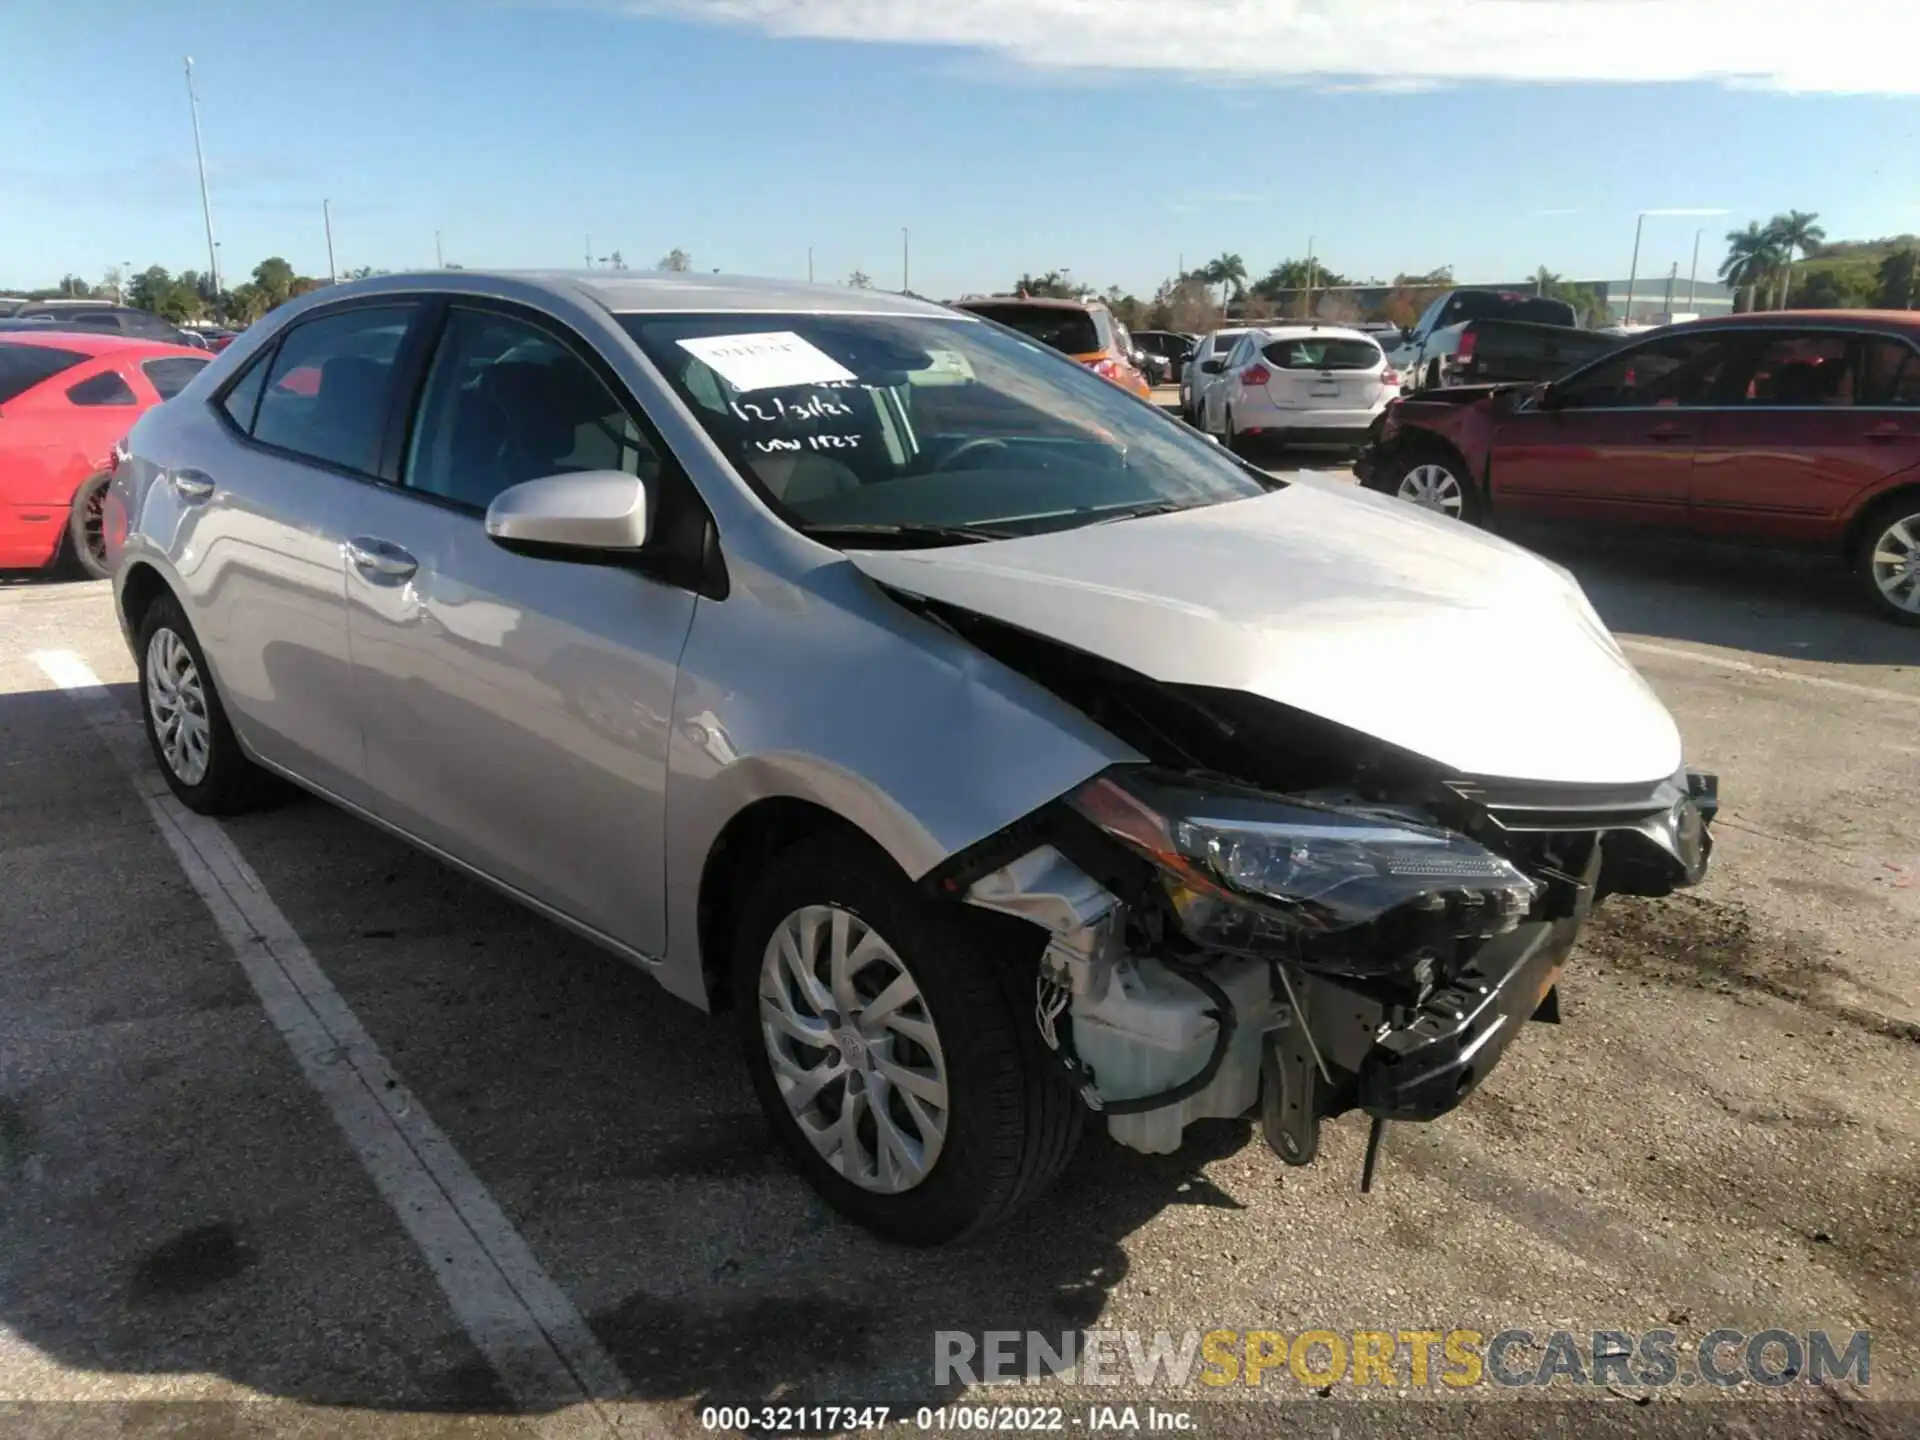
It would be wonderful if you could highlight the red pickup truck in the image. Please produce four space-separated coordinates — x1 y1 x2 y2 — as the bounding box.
1355 312 1920 625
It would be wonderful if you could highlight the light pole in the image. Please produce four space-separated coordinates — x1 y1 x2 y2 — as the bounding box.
1623 212 1646 327
183 57 221 299
583 234 592 269
1687 227 1702 312
119 260 131 304
901 227 910 293
323 199 337 284
436 230 446 268
808 244 815 284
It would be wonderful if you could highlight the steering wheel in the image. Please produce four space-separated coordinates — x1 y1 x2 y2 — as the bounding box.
934 436 1013 472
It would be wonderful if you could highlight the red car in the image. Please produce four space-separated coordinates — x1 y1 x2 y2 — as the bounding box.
0 332 210 577
1358 311 1920 625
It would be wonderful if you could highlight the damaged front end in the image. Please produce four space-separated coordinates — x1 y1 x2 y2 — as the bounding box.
953 764 1715 1188
912 603 1717 1188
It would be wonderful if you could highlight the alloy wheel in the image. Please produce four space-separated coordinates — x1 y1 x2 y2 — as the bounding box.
758 904 949 1194
1868 511 1920 616
1397 463 1466 517
145 627 212 785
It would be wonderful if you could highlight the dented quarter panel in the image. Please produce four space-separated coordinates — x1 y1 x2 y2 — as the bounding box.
847 475 1683 787
656 551 1142 1008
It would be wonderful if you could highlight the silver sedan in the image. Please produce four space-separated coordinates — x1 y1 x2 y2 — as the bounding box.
109 270 1713 1244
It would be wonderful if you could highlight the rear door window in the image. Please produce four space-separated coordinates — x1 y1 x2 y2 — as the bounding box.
1859 338 1920 406
143 355 211 400
0 343 88 403
249 305 416 474
1730 332 1855 406
66 370 139 406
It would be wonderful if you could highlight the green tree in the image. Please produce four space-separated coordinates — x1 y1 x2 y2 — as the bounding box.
846 269 872 289
251 257 297 306
1720 221 1784 311
657 248 691 272
127 265 173 312
1011 270 1084 299
1792 265 1875 309
1874 246 1918 309
1204 252 1247 311
1766 210 1825 309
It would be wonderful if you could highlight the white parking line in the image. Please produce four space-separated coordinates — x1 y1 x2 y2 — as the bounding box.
30 650 637 1431
1621 638 1920 709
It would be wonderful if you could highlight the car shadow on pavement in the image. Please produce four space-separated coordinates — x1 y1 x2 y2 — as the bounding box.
0 677 1255 1421
1499 525 1917 668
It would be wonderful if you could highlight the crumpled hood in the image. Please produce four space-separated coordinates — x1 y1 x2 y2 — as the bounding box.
848 477 1683 786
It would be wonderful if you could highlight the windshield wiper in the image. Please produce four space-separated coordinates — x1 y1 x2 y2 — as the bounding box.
796 521 1019 548
1087 501 1190 526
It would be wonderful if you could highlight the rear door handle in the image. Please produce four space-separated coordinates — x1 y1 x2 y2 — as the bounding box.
170 468 215 500
346 536 419 583
1866 423 1909 443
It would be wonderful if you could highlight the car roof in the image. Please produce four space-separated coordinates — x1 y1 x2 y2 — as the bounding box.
1662 309 1920 333
0 330 205 359
951 294 1101 314
335 269 967 320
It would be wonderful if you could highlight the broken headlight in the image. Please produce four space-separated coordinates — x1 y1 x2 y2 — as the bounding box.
1070 770 1539 970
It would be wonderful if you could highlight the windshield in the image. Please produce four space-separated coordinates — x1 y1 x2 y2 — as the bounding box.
621 312 1276 545
956 303 1103 356
0 342 87 403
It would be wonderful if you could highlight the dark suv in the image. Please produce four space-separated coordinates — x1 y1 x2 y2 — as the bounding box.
0 301 206 349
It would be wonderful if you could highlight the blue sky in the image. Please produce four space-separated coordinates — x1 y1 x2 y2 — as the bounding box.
4 0 1917 298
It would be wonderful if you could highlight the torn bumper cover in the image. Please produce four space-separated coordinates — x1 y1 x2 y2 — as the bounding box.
959 764 1717 1175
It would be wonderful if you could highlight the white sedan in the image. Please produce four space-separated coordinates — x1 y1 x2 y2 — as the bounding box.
1198 325 1401 452
1178 327 1252 425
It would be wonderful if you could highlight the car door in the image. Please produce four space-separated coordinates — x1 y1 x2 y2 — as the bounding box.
1488 330 1738 527
343 300 698 956
1207 334 1256 432
193 300 422 804
1690 329 1920 545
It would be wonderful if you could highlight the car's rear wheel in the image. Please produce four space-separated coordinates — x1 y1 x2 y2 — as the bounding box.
66 474 112 580
1373 450 1478 522
1224 408 1250 456
136 591 280 813
732 832 1083 1246
1856 498 1920 627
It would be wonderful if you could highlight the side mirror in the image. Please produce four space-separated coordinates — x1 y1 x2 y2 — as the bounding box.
1199 358 1226 375
486 471 648 557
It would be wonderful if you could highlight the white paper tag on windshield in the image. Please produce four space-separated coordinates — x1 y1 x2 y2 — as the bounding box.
676 331 856 393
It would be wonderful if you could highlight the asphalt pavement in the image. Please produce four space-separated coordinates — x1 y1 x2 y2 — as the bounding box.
2 480 1918 1438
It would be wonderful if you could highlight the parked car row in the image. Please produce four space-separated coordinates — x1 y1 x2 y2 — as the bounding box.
1358 310 1920 625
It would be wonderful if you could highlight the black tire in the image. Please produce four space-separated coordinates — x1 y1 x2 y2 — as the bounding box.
1223 408 1250 457
1365 446 1481 523
66 473 112 580
1852 494 1920 627
135 590 280 814
731 832 1084 1246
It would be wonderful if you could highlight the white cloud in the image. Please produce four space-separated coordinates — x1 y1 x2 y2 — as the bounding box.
606 0 1920 93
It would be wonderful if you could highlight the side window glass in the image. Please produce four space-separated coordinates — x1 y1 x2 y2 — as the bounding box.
1735 332 1852 406
220 352 271 433
143 356 210 400
67 370 138 406
1855 338 1920 407
250 305 415 474
404 308 660 513
1554 335 1731 410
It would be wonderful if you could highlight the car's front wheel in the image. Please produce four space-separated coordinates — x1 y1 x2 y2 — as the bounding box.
136 591 280 813
1372 450 1479 522
1856 497 1920 627
732 832 1083 1245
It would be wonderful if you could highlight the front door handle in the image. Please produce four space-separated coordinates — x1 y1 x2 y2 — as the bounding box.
1647 426 1692 443
170 468 215 500
346 536 419 583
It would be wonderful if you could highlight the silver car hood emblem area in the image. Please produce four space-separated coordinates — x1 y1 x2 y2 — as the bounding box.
847 477 1682 787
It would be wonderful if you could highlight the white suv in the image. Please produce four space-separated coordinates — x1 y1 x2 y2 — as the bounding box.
1200 325 1401 452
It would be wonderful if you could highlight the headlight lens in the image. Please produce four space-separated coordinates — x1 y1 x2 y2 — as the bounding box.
1070 771 1539 958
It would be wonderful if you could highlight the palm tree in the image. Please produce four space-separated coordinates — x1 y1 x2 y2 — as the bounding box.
1766 210 1825 308
1204 253 1247 312
1720 222 1784 312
